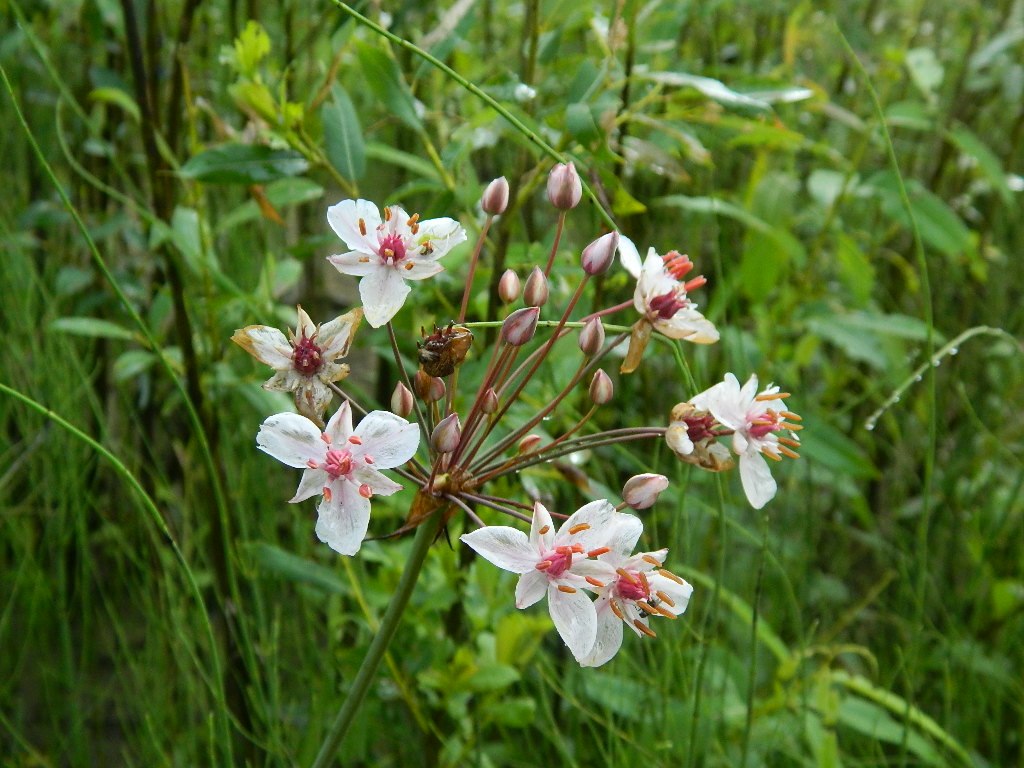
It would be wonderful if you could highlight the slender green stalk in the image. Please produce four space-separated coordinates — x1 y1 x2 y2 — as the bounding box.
310 508 443 768
328 0 616 230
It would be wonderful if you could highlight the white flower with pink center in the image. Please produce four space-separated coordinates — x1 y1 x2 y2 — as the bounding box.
460 500 641 662
581 547 694 668
690 373 803 509
256 401 419 555
327 199 467 327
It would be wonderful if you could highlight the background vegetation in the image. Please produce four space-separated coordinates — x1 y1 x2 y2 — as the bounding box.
2 0 1022 765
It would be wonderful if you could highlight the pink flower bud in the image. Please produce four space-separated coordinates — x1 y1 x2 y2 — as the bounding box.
517 434 542 454
431 413 462 453
622 473 670 510
578 317 605 356
581 231 619 275
498 269 521 304
481 176 510 215
523 266 548 307
481 387 499 414
390 381 414 417
502 306 540 346
589 369 613 404
546 162 582 210
414 369 446 402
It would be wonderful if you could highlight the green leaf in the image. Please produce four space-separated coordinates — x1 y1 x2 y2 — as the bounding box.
566 102 601 146
179 144 309 185
244 542 349 595
797 413 879 480
322 83 365 181
463 663 519 692
640 71 770 110
479 696 536 727
905 47 944 101
113 350 157 381
865 171 973 259
947 125 1013 204
49 317 136 341
217 178 324 233
88 87 140 122
364 141 439 182
232 20 271 77
356 42 422 130
837 697 943 766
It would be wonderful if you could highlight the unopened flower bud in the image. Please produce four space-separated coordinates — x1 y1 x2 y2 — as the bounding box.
498 269 521 304
431 413 462 453
414 369 446 402
546 162 582 210
578 317 605 356
390 381 414 417
523 266 548 307
481 387 499 414
581 231 619 275
502 306 540 346
589 369 614 404
517 434 542 454
622 473 670 510
481 176 510 215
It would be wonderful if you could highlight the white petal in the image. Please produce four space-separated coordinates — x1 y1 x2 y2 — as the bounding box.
327 250 379 277
290 468 327 503
359 267 411 328
353 411 419 468
579 596 625 667
617 235 643 278
257 412 325 468
739 451 777 509
557 499 618 551
400 259 445 281
327 199 383 255
351 465 403 497
529 501 556 550
323 400 354 444
231 325 293 369
413 216 467 259
601 513 644 557
314 481 371 556
515 569 548 608
666 423 695 455
648 572 694 616
547 585 598 661
461 526 537 574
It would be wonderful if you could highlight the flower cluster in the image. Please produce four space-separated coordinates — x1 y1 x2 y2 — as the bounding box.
232 161 803 666
461 499 692 667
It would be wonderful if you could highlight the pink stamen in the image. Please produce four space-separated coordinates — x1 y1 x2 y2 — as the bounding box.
322 448 354 478
661 251 694 279
617 570 650 602
378 232 407 264
348 435 363 445
358 484 373 498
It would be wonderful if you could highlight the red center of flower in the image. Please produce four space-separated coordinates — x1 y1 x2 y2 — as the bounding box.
323 448 354 478
616 570 650 602
378 233 408 264
749 408 784 439
684 413 718 442
649 290 690 320
292 334 324 376
542 544 584 578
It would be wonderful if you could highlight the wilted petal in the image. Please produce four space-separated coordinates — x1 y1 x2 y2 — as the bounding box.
547 585 597 661
257 412 325 468
318 308 363 359
655 309 719 343
231 325 293 369
461 526 537 574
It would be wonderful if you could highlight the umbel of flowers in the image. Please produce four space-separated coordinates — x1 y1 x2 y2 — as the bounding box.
233 162 802 668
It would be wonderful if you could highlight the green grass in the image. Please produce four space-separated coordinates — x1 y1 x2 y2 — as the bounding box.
2 0 1023 765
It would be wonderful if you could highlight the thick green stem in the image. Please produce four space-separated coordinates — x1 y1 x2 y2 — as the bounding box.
310 508 443 768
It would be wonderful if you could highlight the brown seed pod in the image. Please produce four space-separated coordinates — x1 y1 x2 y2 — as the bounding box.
417 322 474 378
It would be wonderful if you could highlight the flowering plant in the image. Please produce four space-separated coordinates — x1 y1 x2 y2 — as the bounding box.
233 162 802 760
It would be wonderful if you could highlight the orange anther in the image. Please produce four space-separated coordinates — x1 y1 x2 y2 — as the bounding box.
569 523 590 535
588 546 611 557
537 525 550 536
358 218 367 236
655 590 675 607
557 585 577 594
658 569 685 585
633 620 657 638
